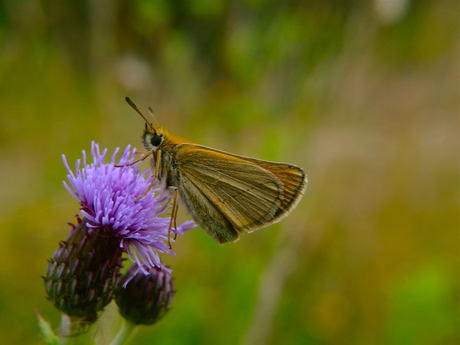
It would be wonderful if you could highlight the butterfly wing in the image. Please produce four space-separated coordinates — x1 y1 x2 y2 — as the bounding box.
172 144 307 243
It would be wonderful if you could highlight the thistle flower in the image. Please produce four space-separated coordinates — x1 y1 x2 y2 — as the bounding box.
115 265 175 325
62 142 194 271
44 142 194 324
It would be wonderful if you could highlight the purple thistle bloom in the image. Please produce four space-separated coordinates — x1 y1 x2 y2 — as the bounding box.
62 141 195 273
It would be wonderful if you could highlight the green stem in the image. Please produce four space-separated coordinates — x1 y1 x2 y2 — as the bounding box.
59 314 95 345
59 314 70 345
109 321 137 345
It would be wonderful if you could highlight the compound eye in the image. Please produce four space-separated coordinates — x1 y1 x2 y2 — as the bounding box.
151 134 162 147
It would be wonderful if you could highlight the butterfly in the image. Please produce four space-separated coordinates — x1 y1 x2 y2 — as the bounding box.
122 97 307 244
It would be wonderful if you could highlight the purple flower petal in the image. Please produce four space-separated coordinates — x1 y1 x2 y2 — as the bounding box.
62 141 196 271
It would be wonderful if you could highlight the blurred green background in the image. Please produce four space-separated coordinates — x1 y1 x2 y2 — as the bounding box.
0 0 458 344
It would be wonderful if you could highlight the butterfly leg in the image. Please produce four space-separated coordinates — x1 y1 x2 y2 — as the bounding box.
167 186 179 248
172 190 179 241
114 150 153 167
135 150 162 201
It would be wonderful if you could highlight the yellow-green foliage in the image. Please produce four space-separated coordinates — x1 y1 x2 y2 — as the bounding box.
0 1 458 344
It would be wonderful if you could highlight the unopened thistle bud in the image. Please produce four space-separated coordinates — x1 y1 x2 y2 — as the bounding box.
44 218 122 320
115 265 175 325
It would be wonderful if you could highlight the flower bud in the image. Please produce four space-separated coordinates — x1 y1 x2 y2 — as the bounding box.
115 265 175 325
44 218 123 321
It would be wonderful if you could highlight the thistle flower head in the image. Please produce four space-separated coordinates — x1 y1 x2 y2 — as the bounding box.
62 142 195 272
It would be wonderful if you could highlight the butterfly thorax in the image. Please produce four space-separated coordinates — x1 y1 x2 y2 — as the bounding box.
142 126 189 191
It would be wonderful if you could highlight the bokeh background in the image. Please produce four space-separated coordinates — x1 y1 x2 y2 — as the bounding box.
0 1 458 344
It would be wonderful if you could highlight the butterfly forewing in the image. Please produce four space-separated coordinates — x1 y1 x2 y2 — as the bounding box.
171 144 307 243
180 153 282 224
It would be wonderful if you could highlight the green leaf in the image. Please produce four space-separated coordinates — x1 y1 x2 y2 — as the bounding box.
36 311 59 345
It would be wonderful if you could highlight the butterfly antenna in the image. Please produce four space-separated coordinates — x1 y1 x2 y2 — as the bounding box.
125 97 155 130
148 107 159 127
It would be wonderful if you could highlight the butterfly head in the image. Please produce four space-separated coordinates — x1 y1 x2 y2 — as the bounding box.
143 125 168 152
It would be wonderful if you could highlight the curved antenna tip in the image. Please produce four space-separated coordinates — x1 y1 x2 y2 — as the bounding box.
124 97 156 130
